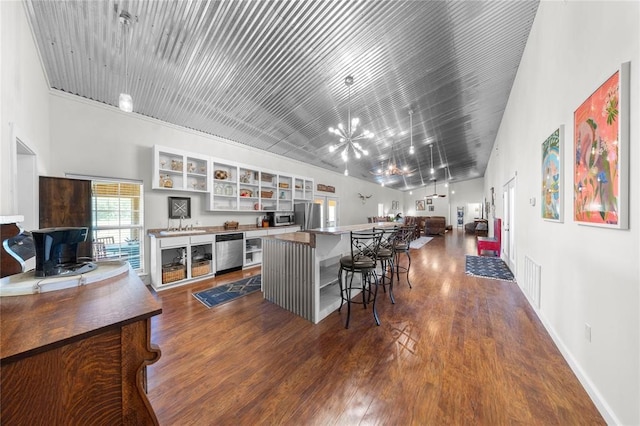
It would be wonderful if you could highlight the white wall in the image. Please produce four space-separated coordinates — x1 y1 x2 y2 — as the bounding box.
484 2 639 424
0 1 50 216
47 92 404 230
447 178 484 227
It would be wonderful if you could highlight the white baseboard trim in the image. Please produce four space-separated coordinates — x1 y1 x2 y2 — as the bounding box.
520 288 620 425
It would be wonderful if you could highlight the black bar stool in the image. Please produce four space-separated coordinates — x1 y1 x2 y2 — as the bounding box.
373 226 398 304
393 225 415 288
338 229 383 328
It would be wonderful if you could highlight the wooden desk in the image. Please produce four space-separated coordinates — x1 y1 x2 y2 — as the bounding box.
1 266 162 425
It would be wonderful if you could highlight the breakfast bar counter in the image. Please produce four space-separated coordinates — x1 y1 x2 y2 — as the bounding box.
262 222 396 323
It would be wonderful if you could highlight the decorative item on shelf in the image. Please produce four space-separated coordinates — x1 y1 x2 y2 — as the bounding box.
295 184 302 189
317 184 335 193
200 166 206 173
261 190 273 199
261 173 273 183
280 191 286 199
240 171 252 183
160 159 167 169
278 182 289 189
171 159 183 171
224 221 239 230
187 163 196 173
254 203 261 210
214 183 223 195
224 185 234 196
214 170 228 180
240 188 253 197
160 174 173 188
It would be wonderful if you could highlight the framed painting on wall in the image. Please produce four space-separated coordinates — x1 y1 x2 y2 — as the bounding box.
542 126 564 222
573 62 629 229
416 199 425 211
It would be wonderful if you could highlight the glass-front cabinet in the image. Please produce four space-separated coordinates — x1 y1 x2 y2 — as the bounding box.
153 145 208 192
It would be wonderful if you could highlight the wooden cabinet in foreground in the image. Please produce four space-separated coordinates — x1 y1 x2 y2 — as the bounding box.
0 267 162 425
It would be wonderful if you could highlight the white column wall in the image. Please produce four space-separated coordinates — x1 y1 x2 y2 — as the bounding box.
484 2 639 424
0 1 51 216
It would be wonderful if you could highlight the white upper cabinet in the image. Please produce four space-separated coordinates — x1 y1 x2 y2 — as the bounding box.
152 145 313 211
153 145 209 192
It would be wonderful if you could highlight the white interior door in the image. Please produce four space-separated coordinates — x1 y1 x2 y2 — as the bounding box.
314 196 340 227
502 177 516 271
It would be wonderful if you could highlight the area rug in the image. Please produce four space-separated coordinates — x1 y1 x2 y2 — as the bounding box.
193 275 261 308
409 236 433 249
465 255 516 282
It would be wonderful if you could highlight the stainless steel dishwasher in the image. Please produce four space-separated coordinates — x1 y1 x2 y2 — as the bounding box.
215 233 244 275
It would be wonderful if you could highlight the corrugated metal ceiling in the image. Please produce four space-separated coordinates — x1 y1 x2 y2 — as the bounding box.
23 0 539 190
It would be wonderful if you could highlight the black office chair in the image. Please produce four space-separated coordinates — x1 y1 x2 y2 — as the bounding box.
393 225 415 288
373 226 398 304
337 229 383 328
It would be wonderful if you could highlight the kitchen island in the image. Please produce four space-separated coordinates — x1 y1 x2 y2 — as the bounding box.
262 222 396 323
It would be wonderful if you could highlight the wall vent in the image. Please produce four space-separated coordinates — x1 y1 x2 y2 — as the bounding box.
524 255 541 309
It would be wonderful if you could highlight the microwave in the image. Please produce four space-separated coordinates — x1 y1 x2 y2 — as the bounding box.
267 212 295 227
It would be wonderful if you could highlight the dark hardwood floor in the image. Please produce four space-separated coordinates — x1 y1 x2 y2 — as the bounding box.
146 229 604 425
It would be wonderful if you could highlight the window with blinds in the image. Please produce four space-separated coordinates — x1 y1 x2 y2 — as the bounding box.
91 180 144 273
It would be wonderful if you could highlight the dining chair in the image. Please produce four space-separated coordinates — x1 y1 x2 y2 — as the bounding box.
337 229 383 328
373 226 398 304
393 224 415 288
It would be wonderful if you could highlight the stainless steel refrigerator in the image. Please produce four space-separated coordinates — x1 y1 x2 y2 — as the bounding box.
294 202 322 230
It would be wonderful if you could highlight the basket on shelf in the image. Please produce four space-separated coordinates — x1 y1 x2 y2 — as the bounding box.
224 221 239 230
191 260 211 278
260 190 273 199
278 182 289 189
261 173 273 183
162 263 186 284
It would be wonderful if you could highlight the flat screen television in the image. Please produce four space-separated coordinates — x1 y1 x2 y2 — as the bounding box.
31 227 96 277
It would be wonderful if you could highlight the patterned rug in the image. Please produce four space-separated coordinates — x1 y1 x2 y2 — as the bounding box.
409 236 433 249
465 255 516 282
193 275 262 308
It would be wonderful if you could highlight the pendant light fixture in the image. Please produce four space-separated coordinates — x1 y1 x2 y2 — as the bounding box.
408 109 415 155
429 144 435 175
118 11 133 113
329 76 374 176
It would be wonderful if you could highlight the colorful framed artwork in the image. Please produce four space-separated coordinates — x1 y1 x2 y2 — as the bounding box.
542 126 564 222
574 62 629 229
416 199 425 211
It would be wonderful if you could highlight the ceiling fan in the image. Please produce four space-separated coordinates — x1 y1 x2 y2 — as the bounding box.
425 178 447 198
425 145 446 197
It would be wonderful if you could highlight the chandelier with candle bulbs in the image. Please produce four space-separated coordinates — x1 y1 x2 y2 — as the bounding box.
328 75 374 176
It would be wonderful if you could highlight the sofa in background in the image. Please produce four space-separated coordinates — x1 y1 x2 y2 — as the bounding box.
424 216 446 235
404 216 447 237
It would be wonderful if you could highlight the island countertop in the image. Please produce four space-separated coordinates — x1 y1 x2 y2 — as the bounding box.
304 222 397 236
